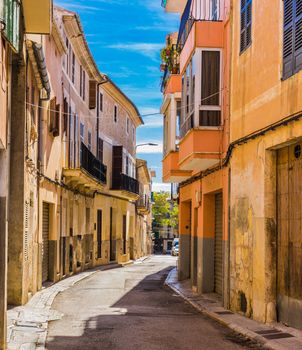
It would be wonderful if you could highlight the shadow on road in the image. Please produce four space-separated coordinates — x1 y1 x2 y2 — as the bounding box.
46 264 263 350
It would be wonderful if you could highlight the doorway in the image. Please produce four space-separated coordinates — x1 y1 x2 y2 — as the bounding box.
277 143 302 329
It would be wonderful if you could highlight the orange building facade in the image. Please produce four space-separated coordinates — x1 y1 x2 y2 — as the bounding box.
161 0 231 305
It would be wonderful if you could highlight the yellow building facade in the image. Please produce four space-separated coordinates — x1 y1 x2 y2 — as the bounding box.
230 0 302 328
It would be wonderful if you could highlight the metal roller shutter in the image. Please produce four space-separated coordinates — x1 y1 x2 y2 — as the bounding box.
42 202 50 283
214 193 223 296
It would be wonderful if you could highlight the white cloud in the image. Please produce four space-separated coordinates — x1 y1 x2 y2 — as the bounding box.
152 183 171 193
106 43 162 60
143 115 163 128
136 141 163 154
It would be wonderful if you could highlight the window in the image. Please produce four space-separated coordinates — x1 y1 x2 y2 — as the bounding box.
97 138 104 162
125 156 129 175
126 117 130 134
80 122 84 143
181 57 195 136
200 50 221 127
132 126 135 142
80 66 86 100
64 37 69 73
71 52 75 83
114 105 118 123
99 93 103 112
49 97 60 137
283 0 302 78
240 0 252 53
211 0 219 20
88 130 92 151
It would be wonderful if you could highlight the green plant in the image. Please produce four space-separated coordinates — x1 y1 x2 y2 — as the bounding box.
160 45 179 73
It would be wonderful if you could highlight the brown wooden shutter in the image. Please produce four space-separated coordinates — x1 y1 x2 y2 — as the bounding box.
53 104 60 137
201 51 220 106
112 146 123 189
49 97 56 132
89 80 97 109
63 98 68 133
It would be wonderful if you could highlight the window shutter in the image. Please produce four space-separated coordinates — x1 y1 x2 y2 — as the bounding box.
63 98 68 133
49 97 56 132
294 0 302 72
283 0 294 78
53 104 60 137
89 80 97 109
240 0 252 53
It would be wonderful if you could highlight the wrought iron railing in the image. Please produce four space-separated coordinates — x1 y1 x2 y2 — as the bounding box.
177 0 223 51
112 173 140 195
137 195 151 211
80 142 107 184
161 68 170 93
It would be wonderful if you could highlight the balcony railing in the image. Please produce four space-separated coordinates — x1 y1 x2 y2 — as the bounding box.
177 0 223 51
80 142 107 184
161 68 170 93
112 173 140 195
180 111 221 137
137 195 151 210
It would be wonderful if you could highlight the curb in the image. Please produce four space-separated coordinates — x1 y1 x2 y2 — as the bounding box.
164 269 277 350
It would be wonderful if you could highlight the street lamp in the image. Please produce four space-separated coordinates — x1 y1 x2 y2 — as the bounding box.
135 143 159 151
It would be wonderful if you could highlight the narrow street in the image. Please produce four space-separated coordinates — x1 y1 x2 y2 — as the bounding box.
46 256 263 350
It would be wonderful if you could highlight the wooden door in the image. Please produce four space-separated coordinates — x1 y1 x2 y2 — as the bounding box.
277 143 302 329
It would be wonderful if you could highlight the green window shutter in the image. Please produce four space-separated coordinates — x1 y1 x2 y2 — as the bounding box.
4 0 20 52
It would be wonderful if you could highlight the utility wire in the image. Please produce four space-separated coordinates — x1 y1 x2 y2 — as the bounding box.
25 88 225 120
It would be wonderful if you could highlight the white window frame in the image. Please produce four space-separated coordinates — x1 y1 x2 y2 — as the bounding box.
195 48 223 128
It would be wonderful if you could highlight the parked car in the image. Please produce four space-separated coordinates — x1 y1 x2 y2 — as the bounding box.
172 238 179 256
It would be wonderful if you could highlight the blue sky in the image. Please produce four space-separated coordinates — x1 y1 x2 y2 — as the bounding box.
56 0 179 191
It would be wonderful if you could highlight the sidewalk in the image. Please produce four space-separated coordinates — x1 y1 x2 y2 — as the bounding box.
165 268 302 350
6 257 150 350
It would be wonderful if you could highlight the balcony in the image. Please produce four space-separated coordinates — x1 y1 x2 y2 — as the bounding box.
163 150 192 183
161 0 187 13
22 0 52 34
162 72 182 95
137 195 151 215
178 127 222 172
63 142 107 193
112 173 140 200
177 0 224 71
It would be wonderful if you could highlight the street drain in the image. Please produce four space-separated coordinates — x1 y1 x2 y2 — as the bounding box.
254 329 294 339
254 330 281 335
215 311 234 315
263 333 294 340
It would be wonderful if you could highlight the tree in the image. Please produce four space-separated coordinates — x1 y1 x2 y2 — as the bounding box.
152 192 178 238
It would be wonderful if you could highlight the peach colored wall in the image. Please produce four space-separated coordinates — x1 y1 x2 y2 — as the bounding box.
179 129 222 165
165 74 182 94
180 21 224 74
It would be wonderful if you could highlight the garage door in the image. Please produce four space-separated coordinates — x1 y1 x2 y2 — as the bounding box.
42 202 50 283
277 143 302 329
214 193 223 296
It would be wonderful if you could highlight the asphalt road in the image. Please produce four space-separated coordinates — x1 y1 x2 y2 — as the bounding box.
46 256 264 350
